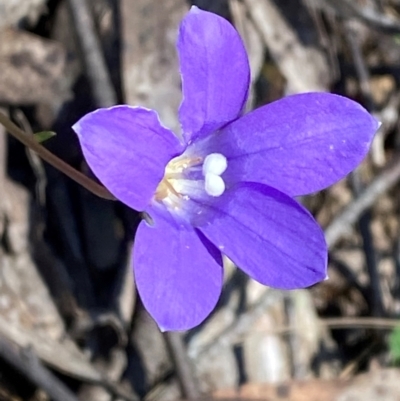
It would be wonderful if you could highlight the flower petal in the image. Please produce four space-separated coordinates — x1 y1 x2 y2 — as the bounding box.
196 183 327 289
178 6 250 142
73 106 183 211
205 93 379 196
134 209 223 331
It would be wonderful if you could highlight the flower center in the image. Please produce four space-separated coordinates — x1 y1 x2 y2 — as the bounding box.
154 152 228 210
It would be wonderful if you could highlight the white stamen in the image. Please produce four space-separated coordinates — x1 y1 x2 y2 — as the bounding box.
202 153 227 176
173 179 204 197
205 173 225 197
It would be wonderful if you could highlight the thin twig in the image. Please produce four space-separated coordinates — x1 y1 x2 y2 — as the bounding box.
163 332 200 400
372 91 400 166
244 0 329 92
343 21 374 110
320 0 400 33
329 256 370 302
0 111 6 238
344 21 384 316
339 341 377 379
67 0 117 107
395 232 400 298
0 110 5 197
13 109 47 206
191 289 283 360
0 111 115 201
234 317 400 339
284 296 302 379
324 156 400 248
0 336 80 401
322 317 400 330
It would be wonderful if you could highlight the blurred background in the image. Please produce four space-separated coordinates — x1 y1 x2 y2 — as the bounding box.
1 0 400 400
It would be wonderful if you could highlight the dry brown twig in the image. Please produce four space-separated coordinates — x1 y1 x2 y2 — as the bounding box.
244 0 331 93
0 336 80 401
317 0 400 33
325 156 400 249
343 20 384 316
190 289 284 360
164 332 201 399
67 0 116 107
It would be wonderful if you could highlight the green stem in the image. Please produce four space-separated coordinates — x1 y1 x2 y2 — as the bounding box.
0 111 115 201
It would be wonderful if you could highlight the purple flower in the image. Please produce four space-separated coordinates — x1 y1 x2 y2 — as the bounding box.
73 7 378 331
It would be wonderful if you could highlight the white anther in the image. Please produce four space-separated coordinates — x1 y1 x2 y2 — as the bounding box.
205 173 225 197
202 153 227 176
